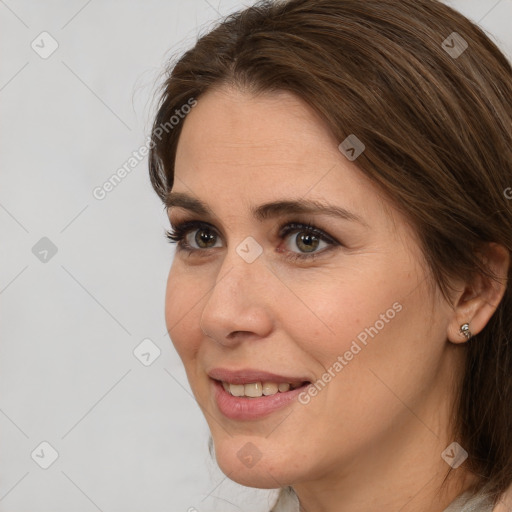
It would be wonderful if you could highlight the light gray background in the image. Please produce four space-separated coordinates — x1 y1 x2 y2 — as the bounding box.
1 1 511 511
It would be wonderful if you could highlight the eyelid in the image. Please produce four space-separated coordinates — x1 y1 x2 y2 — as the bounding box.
278 221 339 245
169 217 225 239
169 216 339 240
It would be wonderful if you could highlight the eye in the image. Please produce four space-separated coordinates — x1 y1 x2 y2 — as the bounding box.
165 220 340 261
166 220 221 251
278 222 338 261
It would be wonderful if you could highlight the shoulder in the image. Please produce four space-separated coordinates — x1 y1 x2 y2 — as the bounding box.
493 483 512 512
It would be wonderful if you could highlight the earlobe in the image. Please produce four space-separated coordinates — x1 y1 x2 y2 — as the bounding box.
447 242 509 344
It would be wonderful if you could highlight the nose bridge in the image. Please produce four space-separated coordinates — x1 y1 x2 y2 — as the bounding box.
199 240 273 342
214 234 268 298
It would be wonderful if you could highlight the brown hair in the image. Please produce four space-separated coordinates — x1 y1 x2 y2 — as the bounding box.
148 0 512 506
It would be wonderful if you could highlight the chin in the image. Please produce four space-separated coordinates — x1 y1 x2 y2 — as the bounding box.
212 434 304 489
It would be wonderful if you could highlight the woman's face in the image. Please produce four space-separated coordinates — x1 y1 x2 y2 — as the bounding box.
165 85 462 489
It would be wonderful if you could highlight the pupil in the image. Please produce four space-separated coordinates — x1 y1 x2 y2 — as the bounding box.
196 229 215 248
298 233 318 252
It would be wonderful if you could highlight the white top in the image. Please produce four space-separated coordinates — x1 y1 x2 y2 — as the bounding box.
443 490 494 512
271 488 496 512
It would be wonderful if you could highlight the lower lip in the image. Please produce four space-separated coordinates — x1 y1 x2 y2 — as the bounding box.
211 379 309 421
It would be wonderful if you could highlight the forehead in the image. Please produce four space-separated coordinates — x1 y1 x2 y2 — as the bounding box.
173 85 403 236
176 86 333 173
176 87 362 197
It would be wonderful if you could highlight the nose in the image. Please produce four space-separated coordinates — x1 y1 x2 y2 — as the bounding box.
199 246 274 346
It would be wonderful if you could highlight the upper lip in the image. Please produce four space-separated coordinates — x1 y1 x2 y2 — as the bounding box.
208 368 310 386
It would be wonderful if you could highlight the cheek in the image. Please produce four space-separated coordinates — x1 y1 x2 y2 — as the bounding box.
280 262 439 424
292 270 445 425
279 265 409 368
164 263 202 364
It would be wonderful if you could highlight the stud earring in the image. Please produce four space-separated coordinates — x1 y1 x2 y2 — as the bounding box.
459 323 472 340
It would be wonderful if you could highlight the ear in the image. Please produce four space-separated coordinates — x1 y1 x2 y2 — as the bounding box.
447 242 509 344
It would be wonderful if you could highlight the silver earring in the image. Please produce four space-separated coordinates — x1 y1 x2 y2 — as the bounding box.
459 323 472 340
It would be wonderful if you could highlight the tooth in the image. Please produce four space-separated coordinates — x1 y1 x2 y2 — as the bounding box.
244 382 263 397
229 383 245 397
262 382 279 396
224 381 297 397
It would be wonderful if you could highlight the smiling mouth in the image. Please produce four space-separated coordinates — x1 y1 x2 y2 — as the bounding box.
210 372 312 420
218 380 310 398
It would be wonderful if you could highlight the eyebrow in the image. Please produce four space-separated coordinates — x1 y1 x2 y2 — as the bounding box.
165 191 368 227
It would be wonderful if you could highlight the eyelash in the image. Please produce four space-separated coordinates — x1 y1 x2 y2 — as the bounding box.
165 220 340 262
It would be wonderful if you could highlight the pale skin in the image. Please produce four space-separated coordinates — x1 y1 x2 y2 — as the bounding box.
164 84 509 512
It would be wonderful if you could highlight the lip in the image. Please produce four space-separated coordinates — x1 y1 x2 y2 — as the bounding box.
208 367 311 421
208 368 309 386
